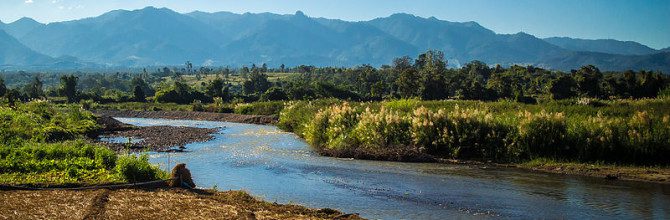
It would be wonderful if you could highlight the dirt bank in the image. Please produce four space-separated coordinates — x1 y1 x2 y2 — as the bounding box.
0 188 362 220
95 110 277 125
516 160 670 184
96 116 218 152
436 158 670 184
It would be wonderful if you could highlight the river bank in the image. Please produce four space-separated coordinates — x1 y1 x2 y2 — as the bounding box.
96 116 219 152
95 110 277 124
0 188 361 219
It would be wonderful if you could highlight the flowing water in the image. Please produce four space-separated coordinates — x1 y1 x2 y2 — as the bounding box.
114 117 670 219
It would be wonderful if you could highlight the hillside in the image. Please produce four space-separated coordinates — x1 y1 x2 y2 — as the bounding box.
1 7 668 72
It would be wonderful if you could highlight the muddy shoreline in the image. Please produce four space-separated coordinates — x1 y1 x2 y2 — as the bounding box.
95 110 277 124
95 116 219 152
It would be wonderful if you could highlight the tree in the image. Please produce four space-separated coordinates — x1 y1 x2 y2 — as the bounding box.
573 65 603 98
549 75 577 100
205 78 225 98
185 61 193 74
261 63 268 73
5 89 20 107
133 85 146 102
59 75 79 103
0 76 6 97
260 87 288 101
243 71 271 95
131 77 154 96
23 76 44 99
393 56 420 98
415 50 448 100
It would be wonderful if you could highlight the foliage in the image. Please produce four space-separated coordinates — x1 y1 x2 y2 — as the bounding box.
233 101 284 115
0 100 99 145
115 154 166 183
59 75 79 103
0 141 164 185
289 99 670 165
154 81 211 104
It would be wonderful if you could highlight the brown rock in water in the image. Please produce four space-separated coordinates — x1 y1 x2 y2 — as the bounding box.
169 163 196 188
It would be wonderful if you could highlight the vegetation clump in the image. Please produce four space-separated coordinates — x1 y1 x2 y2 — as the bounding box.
0 101 165 185
293 99 670 165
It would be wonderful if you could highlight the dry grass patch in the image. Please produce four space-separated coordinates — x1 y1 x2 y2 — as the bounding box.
0 189 96 219
0 188 361 220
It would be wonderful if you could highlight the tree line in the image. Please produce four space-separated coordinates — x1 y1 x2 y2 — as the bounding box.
1 50 668 105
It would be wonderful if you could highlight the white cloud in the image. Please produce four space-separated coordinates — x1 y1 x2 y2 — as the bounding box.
25 0 34 4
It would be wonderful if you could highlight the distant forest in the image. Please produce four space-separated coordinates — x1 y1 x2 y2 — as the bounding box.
0 50 668 105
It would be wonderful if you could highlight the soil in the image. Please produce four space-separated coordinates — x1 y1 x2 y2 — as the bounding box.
436 158 670 184
95 110 277 125
0 188 362 220
95 116 218 152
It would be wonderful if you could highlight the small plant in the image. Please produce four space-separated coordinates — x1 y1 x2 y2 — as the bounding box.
115 154 165 183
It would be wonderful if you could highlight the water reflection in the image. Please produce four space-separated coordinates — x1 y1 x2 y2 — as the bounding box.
116 117 670 219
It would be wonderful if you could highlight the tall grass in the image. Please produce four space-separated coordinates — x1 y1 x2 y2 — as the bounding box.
283 98 670 165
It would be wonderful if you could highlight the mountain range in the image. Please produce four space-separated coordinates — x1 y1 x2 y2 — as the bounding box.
0 7 668 72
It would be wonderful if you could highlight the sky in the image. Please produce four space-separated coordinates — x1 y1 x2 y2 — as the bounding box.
1 0 669 49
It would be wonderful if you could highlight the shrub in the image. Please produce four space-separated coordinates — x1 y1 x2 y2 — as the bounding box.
517 111 567 160
445 106 512 160
115 154 164 183
353 107 411 150
191 100 204 112
234 101 284 115
410 107 449 154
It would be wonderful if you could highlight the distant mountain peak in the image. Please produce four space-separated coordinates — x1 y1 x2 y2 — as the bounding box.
389 13 416 18
295 10 307 17
543 37 658 55
11 17 41 25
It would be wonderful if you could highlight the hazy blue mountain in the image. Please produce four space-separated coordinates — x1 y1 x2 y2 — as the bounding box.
5 7 669 72
0 17 45 39
543 37 659 55
661 47 670 52
366 14 565 66
18 7 223 66
0 29 53 67
542 51 670 73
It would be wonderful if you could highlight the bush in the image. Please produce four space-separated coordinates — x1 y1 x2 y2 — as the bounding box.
115 154 164 183
191 100 204 112
516 111 567 160
353 107 411 150
234 101 284 115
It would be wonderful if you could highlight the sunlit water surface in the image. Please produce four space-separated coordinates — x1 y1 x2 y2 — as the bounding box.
114 117 670 219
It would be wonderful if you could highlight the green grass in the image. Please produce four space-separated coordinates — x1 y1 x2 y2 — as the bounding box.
0 100 100 145
0 141 166 185
0 100 166 186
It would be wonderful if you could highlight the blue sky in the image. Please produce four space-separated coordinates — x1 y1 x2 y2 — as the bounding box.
1 0 669 49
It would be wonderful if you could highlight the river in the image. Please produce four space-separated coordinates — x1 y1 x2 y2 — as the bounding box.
114 117 670 219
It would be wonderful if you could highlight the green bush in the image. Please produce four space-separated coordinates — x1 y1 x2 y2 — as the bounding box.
353 107 411 150
517 111 567 160
115 154 165 183
234 101 285 115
